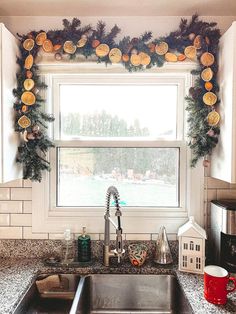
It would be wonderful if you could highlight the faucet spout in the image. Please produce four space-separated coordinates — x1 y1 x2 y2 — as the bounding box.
103 186 125 266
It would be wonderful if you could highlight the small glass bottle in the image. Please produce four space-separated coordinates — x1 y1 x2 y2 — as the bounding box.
78 227 91 263
62 229 74 264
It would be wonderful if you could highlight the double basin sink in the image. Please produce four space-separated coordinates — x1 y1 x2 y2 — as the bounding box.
14 273 193 314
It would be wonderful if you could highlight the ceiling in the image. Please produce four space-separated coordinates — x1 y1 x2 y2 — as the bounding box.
0 0 236 16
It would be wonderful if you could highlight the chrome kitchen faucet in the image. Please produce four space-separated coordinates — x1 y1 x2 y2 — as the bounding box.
103 186 125 266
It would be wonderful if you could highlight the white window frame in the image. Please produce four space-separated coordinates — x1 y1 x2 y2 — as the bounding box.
32 62 204 234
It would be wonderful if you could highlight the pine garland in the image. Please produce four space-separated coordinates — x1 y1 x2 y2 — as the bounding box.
15 15 220 181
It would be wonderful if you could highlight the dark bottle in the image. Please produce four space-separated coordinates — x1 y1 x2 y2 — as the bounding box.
78 227 91 263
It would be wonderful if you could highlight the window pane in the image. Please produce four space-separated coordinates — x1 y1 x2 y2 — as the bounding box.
60 85 178 139
57 147 179 207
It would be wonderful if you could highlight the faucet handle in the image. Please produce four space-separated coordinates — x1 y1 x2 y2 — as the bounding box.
115 228 125 261
115 209 122 216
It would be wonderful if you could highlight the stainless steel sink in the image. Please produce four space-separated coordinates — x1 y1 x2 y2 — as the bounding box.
14 274 81 314
71 274 193 314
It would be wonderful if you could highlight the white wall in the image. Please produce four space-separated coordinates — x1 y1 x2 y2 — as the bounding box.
0 16 236 38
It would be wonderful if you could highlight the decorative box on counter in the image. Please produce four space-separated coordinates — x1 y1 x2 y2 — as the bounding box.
178 216 207 274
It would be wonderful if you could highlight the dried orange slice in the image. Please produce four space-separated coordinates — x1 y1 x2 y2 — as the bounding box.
92 39 100 48
205 36 210 46
53 44 62 51
130 54 141 66
24 54 34 70
165 52 178 62
139 52 151 65
77 38 87 48
201 68 213 82
23 38 35 51
200 52 215 67
193 35 202 49
122 54 130 62
23 79 35 91
21 91 36 106
63 41 77 54
18 115 31 129
21 105 28 113
96 44 110 57
184 46 197 60
26 70 33 79
203 92 217 106
155 42 168 55
148 43 156 53
109 48 122 63
42 39 53 53
207 111 220 126
35 32 47 46
177 54 186 61
205 81 213 91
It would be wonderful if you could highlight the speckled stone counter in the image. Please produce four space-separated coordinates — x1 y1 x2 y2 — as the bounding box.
0 258 235 314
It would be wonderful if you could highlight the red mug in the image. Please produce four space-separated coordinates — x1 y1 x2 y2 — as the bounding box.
204 265 236 305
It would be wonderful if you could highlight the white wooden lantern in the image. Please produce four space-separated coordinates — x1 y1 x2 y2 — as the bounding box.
178 216 207 274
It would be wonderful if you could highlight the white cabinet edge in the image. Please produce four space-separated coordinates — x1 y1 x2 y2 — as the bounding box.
211 21 236 183
0 23 22 183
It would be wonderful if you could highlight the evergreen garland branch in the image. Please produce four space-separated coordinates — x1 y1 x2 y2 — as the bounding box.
14 15 221 181
103 25 121 45
95 20 106 40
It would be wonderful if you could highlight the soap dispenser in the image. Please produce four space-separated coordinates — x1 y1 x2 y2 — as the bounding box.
77 227 91 263
62 229 74 264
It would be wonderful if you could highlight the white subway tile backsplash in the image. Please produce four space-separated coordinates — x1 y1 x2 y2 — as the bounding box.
0 188 10 200
125 234 151 241
0 174 234 239
11 188 32 200
0 201 22 213
49 233 75 240
74 233 99 240
23 227 48 239
207 177 230 189
217 189 236 199
11 214 32 226
23 201 32 213
23 180 32 188
151 233 177 241
0 227 22 239
205 189 217 201
99 233 117 241
0 214 10 226
0 179 23 188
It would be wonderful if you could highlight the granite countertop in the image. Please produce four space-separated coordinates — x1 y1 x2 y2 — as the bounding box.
0 258 235 314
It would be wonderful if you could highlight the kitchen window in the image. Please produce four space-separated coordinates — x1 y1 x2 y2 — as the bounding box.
56 79 181 208
32 66 204 233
